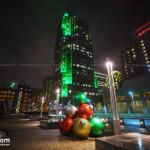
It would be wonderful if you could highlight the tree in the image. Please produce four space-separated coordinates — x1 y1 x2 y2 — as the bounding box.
105 70 123 91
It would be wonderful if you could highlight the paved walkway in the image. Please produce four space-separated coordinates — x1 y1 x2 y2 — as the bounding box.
96 133 150 150
0 114 150 150
0 115 95 150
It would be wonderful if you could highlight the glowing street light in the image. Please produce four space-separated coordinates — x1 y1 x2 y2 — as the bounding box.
106 58 121 135
40 96 45 118
128 91 136 113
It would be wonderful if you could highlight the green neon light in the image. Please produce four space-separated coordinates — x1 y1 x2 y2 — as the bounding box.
62 73 72 84
60 47 72 97
61 84 68 97
60 51 67 73
60 13 73 97
61 13 71 36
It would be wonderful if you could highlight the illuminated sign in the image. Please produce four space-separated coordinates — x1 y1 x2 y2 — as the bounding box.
134 22 150 37
137 27 150 37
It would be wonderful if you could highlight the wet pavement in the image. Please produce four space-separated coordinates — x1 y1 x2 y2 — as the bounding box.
96 133 150 150
0 114 150 150
0 115 95 150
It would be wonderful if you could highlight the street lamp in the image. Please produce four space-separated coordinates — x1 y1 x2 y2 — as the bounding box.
106 58 121 135
128 91 136 113
40 96 45 118
56 88 60 119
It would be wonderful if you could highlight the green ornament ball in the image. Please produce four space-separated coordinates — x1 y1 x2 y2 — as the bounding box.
73 92 90 106
90 117 105 136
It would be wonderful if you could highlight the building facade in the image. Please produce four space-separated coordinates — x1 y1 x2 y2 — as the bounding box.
106 91 150 113
43 76 53 112
121 22 150 80
53 12 99 103
16 85 44 113
0 88 16 112
95 72 107 95
30 88 43 112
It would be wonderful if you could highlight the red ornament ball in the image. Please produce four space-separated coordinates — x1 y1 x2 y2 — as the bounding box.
76 103 93 120
59 117 74 136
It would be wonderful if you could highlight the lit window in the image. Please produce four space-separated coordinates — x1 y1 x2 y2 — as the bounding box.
145 57 148 60
127 51 129 54
140 40 144 43
142 46 146 50
133 55 136 58
132 48 134 52
146 61 149 64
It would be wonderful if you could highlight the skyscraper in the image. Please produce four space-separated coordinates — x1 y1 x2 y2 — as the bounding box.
121 22 150 80
53 12 99 103
134 22 150 73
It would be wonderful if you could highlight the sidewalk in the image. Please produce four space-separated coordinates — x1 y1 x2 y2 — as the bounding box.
96 133 150 150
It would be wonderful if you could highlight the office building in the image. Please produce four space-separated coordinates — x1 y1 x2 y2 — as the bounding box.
121 22 150 80
53 12 99 103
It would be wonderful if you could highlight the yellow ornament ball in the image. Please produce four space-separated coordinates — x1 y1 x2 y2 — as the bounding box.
73 118 91 138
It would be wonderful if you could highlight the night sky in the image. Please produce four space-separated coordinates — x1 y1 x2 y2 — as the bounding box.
0 0 150 88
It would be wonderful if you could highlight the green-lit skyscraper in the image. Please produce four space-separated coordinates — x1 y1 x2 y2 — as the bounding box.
53 12 99 103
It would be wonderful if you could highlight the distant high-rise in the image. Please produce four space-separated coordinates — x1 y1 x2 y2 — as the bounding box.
95 72 107 95
121 22 150 80
53 12 99 103
43 76 52 101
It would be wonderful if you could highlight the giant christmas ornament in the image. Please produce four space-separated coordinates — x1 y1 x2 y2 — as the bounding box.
64 104 77 117
74 92 90 106
90 117 105 136
73 118 91 138
59 117 74 136
76 103 93 120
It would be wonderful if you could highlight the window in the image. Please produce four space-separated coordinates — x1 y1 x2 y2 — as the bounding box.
133 55 136 58
140 40 144 43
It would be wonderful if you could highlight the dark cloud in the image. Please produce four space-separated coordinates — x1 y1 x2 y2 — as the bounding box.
0 0 150 87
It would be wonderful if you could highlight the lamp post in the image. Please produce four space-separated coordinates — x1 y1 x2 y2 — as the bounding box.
106 58 121 135
40 96 44 118
128 91 136 113
56 88 60 119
